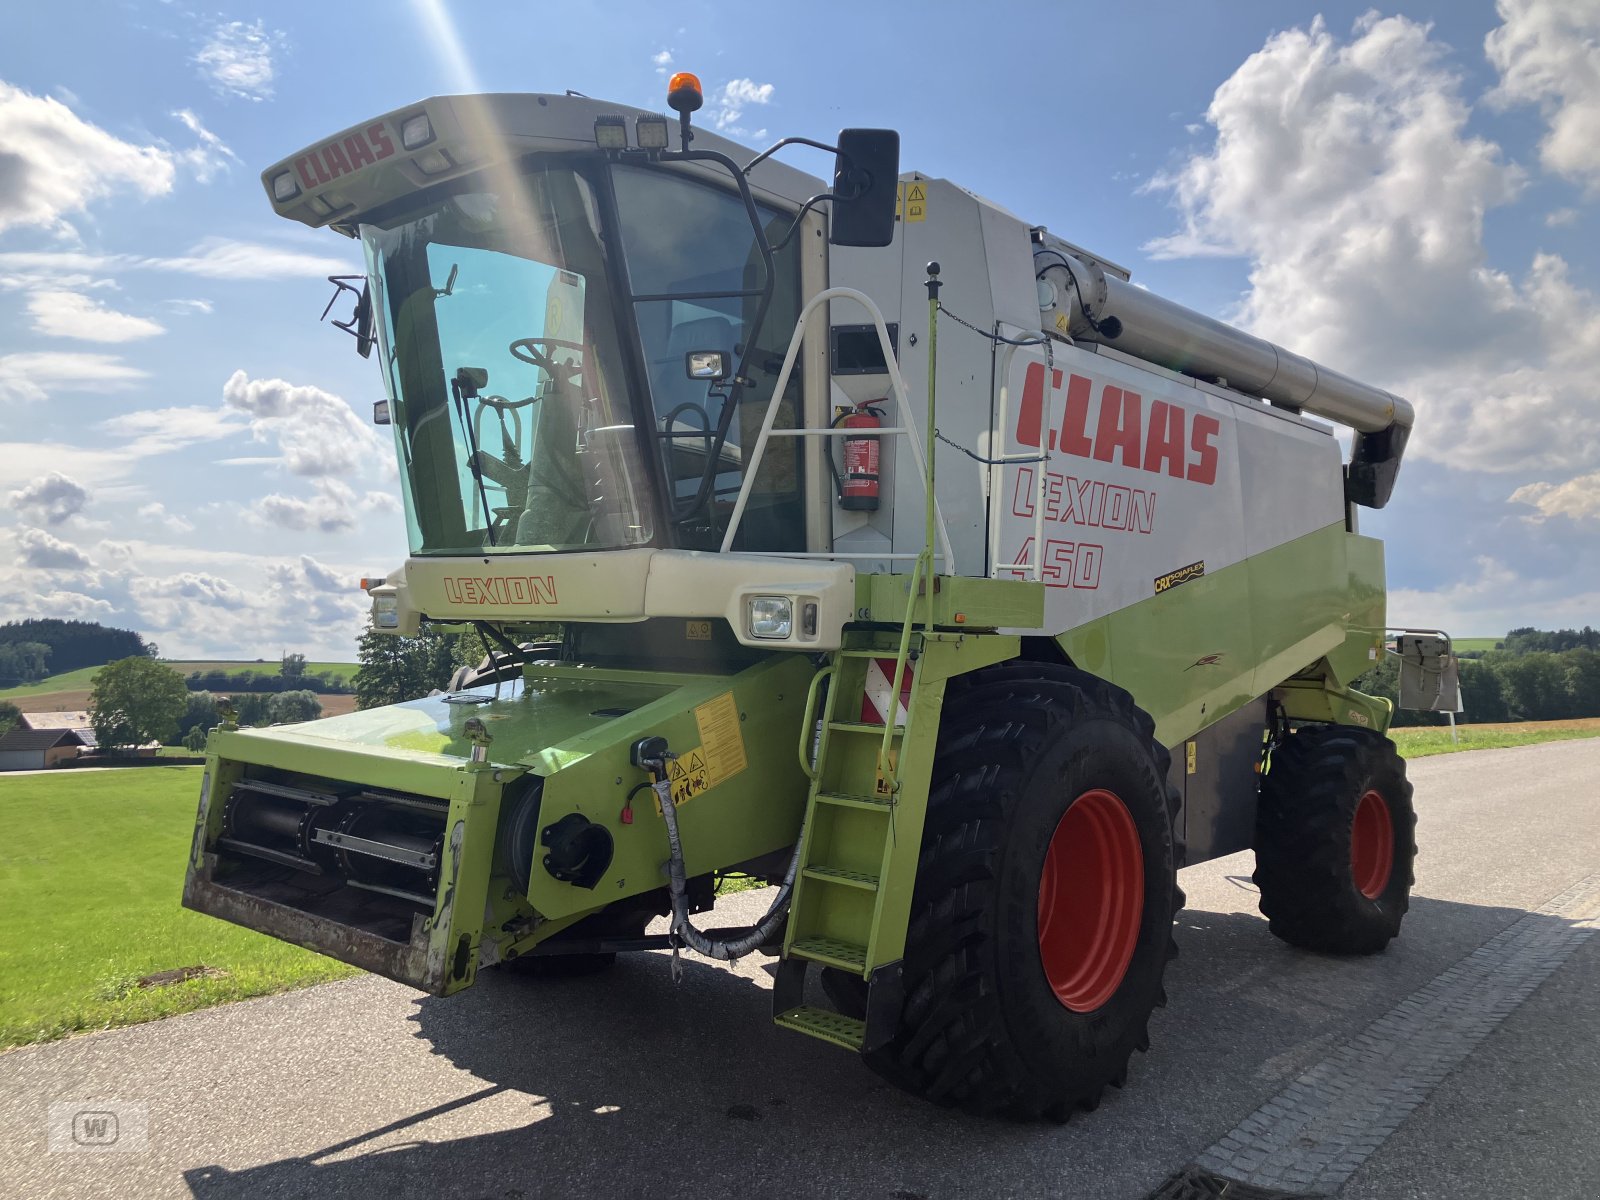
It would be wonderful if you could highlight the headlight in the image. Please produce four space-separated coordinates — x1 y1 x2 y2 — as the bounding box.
270 170 300 201
373 593 399 629
746 595 793 640
635 115 670 149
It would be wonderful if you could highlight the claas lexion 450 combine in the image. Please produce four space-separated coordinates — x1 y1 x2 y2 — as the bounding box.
183 72 1455 1118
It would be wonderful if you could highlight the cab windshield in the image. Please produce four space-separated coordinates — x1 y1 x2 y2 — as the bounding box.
362 157 804 558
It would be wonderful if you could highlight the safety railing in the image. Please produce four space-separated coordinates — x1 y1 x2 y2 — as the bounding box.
718 287 956 574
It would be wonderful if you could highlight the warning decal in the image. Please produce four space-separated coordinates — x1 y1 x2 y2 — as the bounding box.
664 746 711 810
896 181 928 223
694 691 748 784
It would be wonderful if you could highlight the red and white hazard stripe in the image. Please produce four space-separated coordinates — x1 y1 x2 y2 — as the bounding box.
860 657 913 726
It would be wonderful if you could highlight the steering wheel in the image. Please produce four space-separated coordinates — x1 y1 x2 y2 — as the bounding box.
508 337 587 386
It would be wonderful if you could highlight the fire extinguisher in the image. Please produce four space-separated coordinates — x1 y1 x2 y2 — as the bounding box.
834 402 883 511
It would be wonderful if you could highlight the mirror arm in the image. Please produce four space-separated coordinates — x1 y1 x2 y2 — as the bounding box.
742 135 843 176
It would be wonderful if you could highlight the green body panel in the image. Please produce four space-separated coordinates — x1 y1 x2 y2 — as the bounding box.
524 656 813 921
1056 524 1387 747
855 573 1045 630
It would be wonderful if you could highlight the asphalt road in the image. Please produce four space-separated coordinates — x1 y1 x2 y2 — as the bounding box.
3 739 1599 1199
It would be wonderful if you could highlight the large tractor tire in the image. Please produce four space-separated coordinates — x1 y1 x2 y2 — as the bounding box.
866 663 1183 1120
1254 724 1415 955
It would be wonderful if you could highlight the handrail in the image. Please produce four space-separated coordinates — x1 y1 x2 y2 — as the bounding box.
798 663 834 780
987 328 1053 581
718 287 957 574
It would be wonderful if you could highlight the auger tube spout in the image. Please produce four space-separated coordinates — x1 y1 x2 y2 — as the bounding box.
1037 249 1413 508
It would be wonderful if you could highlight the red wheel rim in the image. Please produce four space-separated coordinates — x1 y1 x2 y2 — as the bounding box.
1037 788 1144 1013
1351 788 1394 899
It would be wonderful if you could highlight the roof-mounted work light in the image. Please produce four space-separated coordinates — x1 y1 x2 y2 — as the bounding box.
635 114 670 150
593 115 628 150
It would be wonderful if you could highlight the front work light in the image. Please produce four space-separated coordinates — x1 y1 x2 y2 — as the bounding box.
594 115 628 149
635 115 670 149
400 114 435 150
373 593 400 629
270 171 300 201
686 350 729 380
747 595 793 640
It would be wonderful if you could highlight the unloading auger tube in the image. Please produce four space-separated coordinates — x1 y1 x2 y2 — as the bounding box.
631 737 801 965
1036 249 1415 508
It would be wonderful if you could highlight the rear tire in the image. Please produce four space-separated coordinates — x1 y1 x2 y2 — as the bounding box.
865 663 1183 1119
1254 724 1415 955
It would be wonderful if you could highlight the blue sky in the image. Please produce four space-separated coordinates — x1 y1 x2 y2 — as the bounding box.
0 1 1596 658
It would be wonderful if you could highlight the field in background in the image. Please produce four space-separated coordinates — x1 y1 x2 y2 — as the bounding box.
1 660 359 711
0 767 356 1049
1389 717 1600 758
1451 637 1504 653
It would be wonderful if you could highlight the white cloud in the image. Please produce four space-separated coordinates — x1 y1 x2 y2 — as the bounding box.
0 351 147 402
1486 0 1600 192
171 108 241 183
9 472 90 524
1144 13 1600 480
26 289 165 342
195 20 283 102
653 49 673 69
1545 206 1580 227
16 527 93 570
99 405 245 456
0 238 353 282
221 369 390 478
0 79 175 236
254 479 361 533
166 298 214 315
1510 472 1600 521
137 501 195 534
711 78 774 135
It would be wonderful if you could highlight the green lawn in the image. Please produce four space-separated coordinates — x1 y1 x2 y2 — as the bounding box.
1451 637 1504 653
0 665 102 700
0 660 358 701
1389 721 1600 758
0 767 356 1049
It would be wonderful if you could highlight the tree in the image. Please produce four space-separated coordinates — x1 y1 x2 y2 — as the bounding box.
0 641 51 686
0 700 20 735
354 621 485 709
89 657 188 750
268 690 323 724
280 652 307 680
0 619 149 673
234 693 273 727
176 691 221 741
183 724 209 752
1498 652 1571 721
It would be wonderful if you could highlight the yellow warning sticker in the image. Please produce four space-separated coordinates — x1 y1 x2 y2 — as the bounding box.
661 745 712 811
902 181 926 222
694 690 748 783
1055 311 1071 333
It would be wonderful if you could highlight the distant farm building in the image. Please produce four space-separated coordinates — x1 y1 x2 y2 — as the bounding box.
0 726 87 771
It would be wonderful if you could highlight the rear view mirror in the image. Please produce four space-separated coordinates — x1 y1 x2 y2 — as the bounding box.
686 350 730 381
830 128 900 248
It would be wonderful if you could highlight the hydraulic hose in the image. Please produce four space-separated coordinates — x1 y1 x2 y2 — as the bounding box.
651 774 802 962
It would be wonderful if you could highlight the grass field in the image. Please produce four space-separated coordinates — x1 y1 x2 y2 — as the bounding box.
1451 637 1505 653
0 767 356 1049
1388 717 1600 758
0 660 358 706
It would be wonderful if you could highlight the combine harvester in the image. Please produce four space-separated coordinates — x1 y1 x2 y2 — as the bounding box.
184 74 1455 1118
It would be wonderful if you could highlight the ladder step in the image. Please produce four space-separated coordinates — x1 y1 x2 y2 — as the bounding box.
775 1005 865 1052
802 865 880 892
836 649 904 659
814 790 895 812
790 935 868 973
827 721 906 735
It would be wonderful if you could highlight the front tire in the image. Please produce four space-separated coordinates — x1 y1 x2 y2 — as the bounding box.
1254 724 1415 955
865 663 1183 1119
